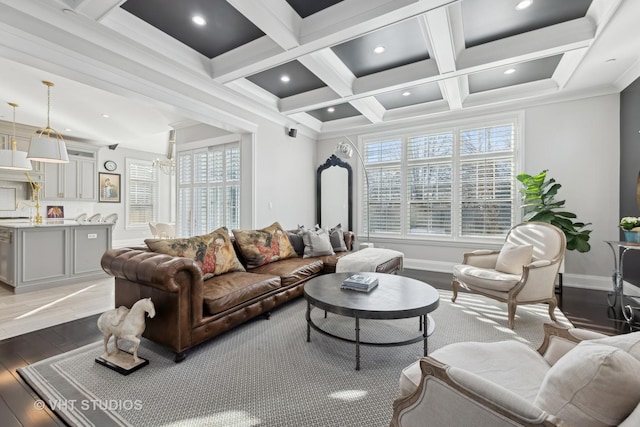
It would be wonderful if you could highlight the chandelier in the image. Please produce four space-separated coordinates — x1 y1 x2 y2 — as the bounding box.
153 129 176 175
153 158 175 175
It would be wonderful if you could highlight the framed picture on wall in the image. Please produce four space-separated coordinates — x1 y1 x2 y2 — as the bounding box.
99 172 121 203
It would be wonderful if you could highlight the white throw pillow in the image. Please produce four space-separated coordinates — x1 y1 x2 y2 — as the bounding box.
534 341 640 427
301 228 335 258
589 331 640 362
495 243 534 274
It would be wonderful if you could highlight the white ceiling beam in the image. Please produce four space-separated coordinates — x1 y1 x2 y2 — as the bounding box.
102 7 213 75
287 112 322 133
419 3 465 112
420 6 457 74
72 0 126 21
225 79 280 110
463 79 558 109
279 87 341 114
552 48 589 90
587 0 624 36
212 0 456 83
226 0 301 50
457 18 595 72
438 76 467 110
297 48 355 97
349 98 386 124
320 115 373 134
300 0 455 47
211 37 285 80
382 99 450 122
354 59 441 96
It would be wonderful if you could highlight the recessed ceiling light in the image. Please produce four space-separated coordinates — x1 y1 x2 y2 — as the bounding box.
373 46 385 54
102 114 110 118
280 75 290 83
402 91 411 97
327 107 335 113
504 68 516 75
192 15 206 26
65 128 72 132
515 0 533 10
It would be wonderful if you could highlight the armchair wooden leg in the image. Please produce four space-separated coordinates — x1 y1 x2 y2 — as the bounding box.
548 297 558 322
507 301 516 330
451 278 459 303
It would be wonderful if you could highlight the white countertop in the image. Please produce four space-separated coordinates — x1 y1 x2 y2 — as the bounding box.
0 219 109 228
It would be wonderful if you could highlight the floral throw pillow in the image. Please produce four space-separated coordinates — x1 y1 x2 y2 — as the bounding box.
232 222 297 268
145 227 245 277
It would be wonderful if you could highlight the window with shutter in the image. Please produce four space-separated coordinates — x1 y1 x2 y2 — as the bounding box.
361 116 519 240
177 142 241 236
126 160 157 227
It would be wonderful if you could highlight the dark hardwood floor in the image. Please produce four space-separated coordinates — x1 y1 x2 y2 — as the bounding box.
0 269 632 426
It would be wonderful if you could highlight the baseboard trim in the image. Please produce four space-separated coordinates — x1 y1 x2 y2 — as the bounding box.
403 257 626 293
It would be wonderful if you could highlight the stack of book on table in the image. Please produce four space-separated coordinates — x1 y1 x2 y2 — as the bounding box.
341 274 379 292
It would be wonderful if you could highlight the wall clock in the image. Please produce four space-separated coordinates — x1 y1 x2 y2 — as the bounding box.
104 160 117 171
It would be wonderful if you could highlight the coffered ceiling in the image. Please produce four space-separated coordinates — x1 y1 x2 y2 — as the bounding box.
0 0 638 148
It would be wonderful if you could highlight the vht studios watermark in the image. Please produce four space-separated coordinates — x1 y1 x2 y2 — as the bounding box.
34 399 143 411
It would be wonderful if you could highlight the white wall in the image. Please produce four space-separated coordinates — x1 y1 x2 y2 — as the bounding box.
96 146 174 247
316 94 620 286
524 94 619 279
253 119 317 231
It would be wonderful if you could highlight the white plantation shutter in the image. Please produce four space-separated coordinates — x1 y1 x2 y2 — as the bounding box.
361 116 518 240
459 124 515 236
177 142 240 236
127 160 157 226
407 133 453 235
364 140 402 233
178 153 193 237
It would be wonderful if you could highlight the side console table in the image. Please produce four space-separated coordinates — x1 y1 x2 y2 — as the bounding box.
605 241 640 322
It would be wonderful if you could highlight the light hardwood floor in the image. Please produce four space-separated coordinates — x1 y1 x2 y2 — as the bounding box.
0 278 114 341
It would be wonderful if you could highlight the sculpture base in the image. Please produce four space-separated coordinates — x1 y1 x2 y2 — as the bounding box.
95 350 148 376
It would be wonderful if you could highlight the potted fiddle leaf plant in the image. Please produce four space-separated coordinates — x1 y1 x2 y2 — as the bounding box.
517 170 592 252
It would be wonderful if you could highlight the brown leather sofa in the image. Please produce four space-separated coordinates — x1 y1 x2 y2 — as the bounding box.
101 232 402 362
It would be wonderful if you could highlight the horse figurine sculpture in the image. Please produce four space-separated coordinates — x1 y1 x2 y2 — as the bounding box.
97 298 156 364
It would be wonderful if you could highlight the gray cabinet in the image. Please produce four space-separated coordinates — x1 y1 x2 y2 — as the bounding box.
42 144 98 201
0 223 112 293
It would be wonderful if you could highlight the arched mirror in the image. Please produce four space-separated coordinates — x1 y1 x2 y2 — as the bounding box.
316 155 352 230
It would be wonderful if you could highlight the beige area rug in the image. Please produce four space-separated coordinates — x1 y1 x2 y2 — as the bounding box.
18 290 571 427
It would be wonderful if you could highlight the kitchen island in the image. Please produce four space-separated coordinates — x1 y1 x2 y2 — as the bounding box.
0 220 112 293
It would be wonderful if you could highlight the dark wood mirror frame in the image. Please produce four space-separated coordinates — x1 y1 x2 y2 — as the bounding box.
316 154 353 230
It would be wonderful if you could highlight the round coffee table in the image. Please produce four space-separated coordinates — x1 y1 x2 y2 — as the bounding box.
304 272 440 370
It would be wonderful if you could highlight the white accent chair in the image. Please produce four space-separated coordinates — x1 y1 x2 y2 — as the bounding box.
392 324 640 427
154 222 175 239
452 222 565 329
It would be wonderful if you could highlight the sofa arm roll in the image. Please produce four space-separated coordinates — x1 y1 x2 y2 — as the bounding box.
101 248 203 293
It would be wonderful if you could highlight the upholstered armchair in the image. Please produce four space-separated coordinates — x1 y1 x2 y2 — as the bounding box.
452 222 565 329
391 324 640 427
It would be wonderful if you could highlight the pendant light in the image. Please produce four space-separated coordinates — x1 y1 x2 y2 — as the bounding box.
0 102 32 170
27 81 69 163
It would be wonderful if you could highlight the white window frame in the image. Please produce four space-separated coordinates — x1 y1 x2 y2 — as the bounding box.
359 112 524 243
125 157 158 230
